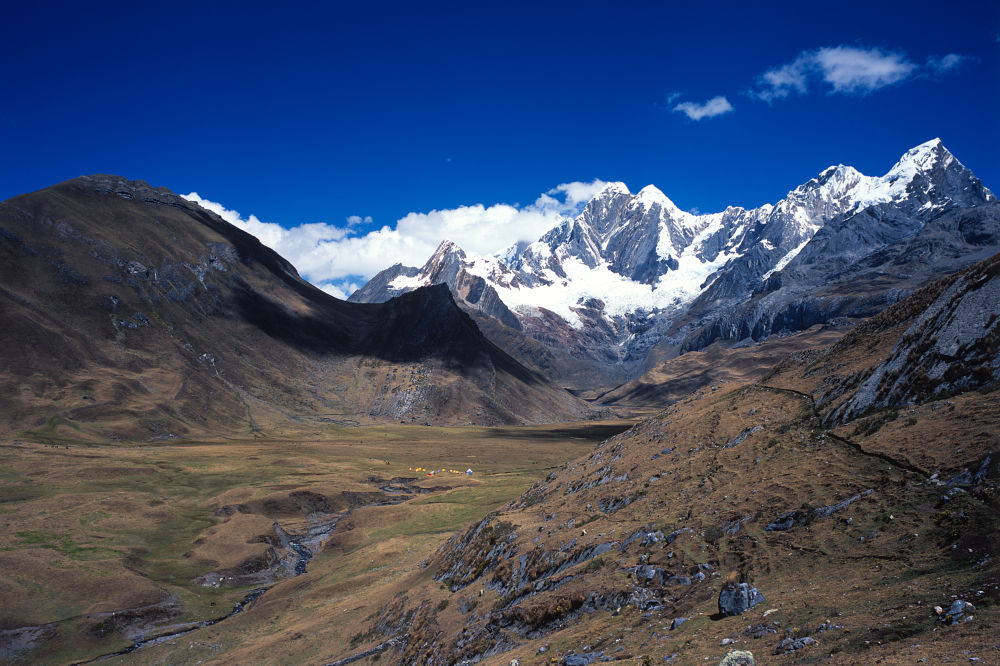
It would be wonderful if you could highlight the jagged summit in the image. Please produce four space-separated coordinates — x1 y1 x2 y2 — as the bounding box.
599 181 631 196
635 184 677 208
432 238 465 255
899 136 947 166
353 140 999 390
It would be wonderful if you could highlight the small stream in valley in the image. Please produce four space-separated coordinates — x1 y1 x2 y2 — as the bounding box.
72 516 338 664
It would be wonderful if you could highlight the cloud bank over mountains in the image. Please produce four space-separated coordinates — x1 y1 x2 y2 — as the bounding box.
183 180 608 299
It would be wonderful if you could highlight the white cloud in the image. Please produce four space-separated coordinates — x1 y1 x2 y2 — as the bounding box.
751 46 919 100
345 214 373 227
672 96 734 121
533 180 610 216
317 281 361 300
814 46 916 93
753 57 811 102
181 179 608 296
926 53 967 74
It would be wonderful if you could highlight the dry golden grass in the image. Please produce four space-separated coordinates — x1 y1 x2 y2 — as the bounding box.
285 376 996 665
0 420 630 664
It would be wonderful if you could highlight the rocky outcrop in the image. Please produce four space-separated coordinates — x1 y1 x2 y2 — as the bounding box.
828 252 1000 422
718 650 756 666
718 583 765 617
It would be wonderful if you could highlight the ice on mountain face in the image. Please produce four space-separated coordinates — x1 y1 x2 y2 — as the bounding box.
636 184 680 212
496 240 531 266
761 239 811 281
480 220 743 328
389 272 430 291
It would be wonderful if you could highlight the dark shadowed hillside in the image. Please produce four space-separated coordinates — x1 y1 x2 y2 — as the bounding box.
0 175 594 440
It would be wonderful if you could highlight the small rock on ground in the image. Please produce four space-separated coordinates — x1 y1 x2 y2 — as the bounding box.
776 636 817 654
718 650 756 666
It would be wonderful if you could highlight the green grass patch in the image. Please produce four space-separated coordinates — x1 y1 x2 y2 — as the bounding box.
413 481 527 509
0 484 50 504
15 531 120 560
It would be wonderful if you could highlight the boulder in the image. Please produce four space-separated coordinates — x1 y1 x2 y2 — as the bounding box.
776 636 817 653
938 599 975 625
718 583 765 617
718 650 756 666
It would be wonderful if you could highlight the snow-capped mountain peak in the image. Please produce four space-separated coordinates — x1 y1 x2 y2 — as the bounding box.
599 181 631 196
429 238 465 261
635 184 677 209
353 140 997 388
894 137 947 170
848 138 994 211
379 140 991 328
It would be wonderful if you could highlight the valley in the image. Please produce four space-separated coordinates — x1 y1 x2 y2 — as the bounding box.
0 421 631 664
1 141 997 664
3 0 998 661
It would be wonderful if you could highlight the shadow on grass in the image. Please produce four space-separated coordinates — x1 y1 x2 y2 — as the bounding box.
482 423 633 442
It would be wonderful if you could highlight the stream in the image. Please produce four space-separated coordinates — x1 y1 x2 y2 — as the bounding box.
72 516 338 664
62 487 420 664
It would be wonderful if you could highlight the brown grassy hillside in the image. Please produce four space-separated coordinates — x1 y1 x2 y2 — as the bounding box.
0 175 594 439
320 254 999 665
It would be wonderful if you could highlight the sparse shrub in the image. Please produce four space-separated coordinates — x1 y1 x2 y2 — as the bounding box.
704 525 724 544
437 598 449 611
853 409 899 437
348 626 380 648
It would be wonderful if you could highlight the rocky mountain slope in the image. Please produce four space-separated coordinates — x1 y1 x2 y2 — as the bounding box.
0 175 593 439
333 250 1000 664
352 140 998 391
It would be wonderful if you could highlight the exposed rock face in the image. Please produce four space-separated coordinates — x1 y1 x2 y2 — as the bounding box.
718 583 765 617
828 252 1000 422
680 201 1000 355
775 637 817 654
350 240 522 330
352 140 999 391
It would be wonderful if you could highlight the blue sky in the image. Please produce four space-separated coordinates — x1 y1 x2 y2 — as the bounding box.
2 1 998 296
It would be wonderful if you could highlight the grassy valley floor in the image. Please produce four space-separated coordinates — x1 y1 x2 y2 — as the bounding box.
0 421 633 664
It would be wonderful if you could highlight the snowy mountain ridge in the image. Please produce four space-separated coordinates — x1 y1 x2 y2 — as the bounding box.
351 139 998 389
379 139 990 327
